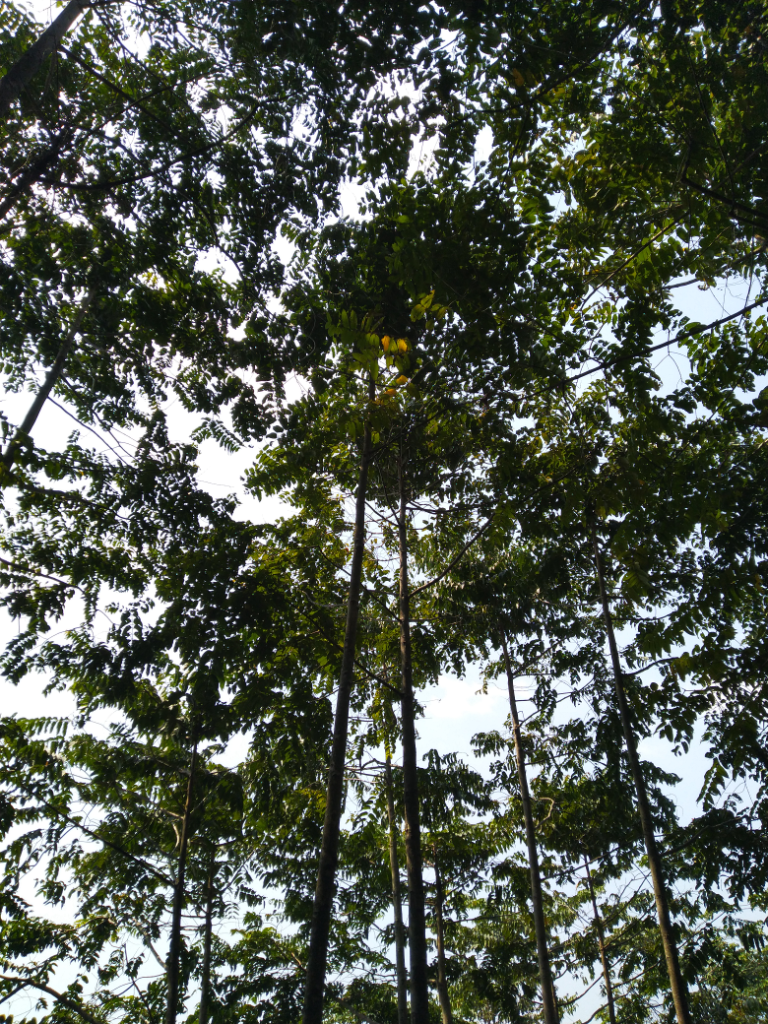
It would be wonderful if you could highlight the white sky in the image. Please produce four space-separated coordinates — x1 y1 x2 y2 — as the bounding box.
2 4 766 1021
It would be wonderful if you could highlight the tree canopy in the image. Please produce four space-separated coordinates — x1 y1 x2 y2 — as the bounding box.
0 2 766 1024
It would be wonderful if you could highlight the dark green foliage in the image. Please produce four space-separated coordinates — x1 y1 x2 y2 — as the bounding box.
0 1 767 1022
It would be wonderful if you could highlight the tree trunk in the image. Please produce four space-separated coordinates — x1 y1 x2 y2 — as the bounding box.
433 848 453 1024
499 631 560 1024
385 754 409 1024
397 444 430 1024
302 380 374 1024
583 855 617 1024
1 287 95 474
0 128 72 222
198 857 215 1024
0 1 90 116
590 526 692 1024
166 744 198 1024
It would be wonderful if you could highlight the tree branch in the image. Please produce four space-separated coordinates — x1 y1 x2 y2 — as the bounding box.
567 295 768 387
0 2 107 116
0 975 105 1024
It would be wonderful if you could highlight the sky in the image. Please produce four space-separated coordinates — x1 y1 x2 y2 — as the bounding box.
2 2 766 1020
8 0 763 877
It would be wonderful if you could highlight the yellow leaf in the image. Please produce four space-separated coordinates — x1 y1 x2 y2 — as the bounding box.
381 336 391 352
397 338 408 353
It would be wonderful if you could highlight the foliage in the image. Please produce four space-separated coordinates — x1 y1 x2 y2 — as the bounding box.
0 1 767 1023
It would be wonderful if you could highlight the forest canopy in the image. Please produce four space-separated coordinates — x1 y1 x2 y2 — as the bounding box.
0 2 766 1024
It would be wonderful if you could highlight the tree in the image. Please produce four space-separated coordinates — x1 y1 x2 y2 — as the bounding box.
1 2 768 1023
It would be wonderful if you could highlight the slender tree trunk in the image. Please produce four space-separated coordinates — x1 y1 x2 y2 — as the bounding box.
1 287 95 474
0 127 72 222
499 631 559 1024
0 1 90 116
583 856 617 1024
166 744 198 1024
432 848 453 1024
590 526 692 1024
385 754 409 1024
198 857 215 1024
397 444 430 1024
302 379 375 1024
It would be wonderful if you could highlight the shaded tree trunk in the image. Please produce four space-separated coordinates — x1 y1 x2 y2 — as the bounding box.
1 287 95 474
583 855 617 1024
385 754 409 1024
0 127 72 222
302 379 375 1024
166 744 198 1024
397 444 430 1024
0 1 91 116
198 857 215 1024
499 631 559 1024
590 525 692 1024
433 848 453 1024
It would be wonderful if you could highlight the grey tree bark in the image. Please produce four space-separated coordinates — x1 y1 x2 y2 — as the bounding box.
385 755 409 1024
165 744 198 1024
433 848 453 1024
499 631 559 1024
198 857 215 1024
1 288 95 474
397 444 430 1024
0 2 91 116
583 855 617 1024
302 379 375 1024
590 524 692 1024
